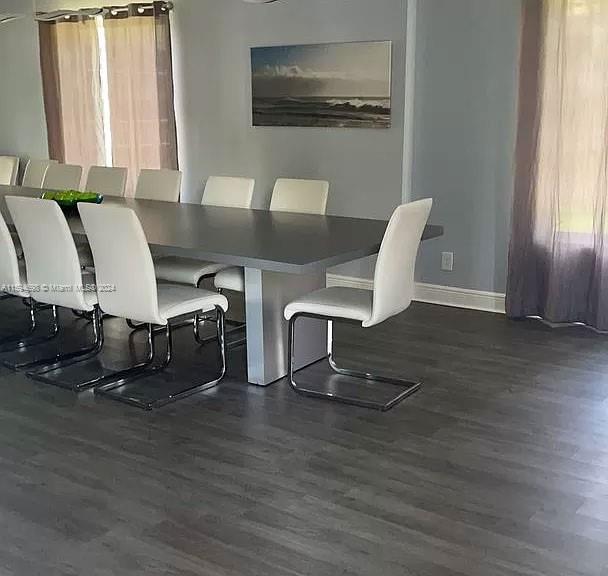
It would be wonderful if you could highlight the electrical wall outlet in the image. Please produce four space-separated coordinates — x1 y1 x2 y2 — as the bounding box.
441 251 454 272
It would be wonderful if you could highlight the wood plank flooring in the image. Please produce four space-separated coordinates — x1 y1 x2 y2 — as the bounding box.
0 299 607 575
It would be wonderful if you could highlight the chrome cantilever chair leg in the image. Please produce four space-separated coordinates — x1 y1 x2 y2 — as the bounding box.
217 287 247 348
126 318 145 331
193 310 214 345
191 288 245 348
288 313 421 412
59 322 158 394
12 305 104 373
26 307 106 391
0 304 61 369
193 318 244 347
158 306 226 408
193 307 239 346
95 306 227 411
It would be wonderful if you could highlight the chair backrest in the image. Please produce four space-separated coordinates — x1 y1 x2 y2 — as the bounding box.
22 159 56 188
270 178 329 215
134 168 182 202
201 176 255 209
6 196 92 310
43 163 83 190
78 203 163 325
85 166 128 197
0 156 20 186
0 211 23 295
364 199 432 328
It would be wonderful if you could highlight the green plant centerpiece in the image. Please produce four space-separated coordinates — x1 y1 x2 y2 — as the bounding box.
41 189 103 209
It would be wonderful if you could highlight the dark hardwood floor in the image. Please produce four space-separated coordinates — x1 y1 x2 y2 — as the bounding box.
0 299 608 575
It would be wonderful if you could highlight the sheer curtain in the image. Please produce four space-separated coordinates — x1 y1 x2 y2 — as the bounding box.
38 2 178 196
104 2 178 196
507 0 608 329
39 17 105 172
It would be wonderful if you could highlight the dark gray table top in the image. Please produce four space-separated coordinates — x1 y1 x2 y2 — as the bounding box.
0 185 443 274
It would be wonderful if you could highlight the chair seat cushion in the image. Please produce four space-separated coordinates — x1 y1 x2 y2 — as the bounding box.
157 283 228 323
284 287 373 323
214 267 244 293
155 256 230 286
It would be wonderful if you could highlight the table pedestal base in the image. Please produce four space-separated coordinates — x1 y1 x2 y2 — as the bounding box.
244 268 326 386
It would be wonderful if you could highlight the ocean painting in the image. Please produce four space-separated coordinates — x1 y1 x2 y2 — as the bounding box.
251 41 392 129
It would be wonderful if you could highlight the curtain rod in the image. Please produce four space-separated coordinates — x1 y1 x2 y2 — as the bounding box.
35 2 173 22
105 1 173 13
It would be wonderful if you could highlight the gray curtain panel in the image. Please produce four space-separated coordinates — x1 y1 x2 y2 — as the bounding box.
507 0 608 330
38 22 65 163
39 17 105 167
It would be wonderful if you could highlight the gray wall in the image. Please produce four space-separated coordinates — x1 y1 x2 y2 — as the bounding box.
172 0 407 219
171 0 408 287
171 0 521 290
0 0 521 293
412 0 521 293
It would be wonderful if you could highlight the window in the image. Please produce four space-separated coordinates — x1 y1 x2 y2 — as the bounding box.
38 2 177 195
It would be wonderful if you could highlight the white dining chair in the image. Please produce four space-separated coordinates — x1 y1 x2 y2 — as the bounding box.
154 176 255 287
0 211 26 299
22 159 56 188
284 198 433 412
269 178 329 214
78 202 229 410
0 203 65 357
85 166 128 197
74 166 129 268
200 176 256 208
42 163 83 191
0 156 20 186
214 178 329 294
0 211 43 351
5 196 102 381
134 168 182 202
11 159 57 260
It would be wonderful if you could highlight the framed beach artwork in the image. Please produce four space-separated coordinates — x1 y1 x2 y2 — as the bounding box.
251 41 392 129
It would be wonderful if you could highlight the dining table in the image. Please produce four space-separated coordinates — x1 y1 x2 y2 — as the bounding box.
0 184 443 386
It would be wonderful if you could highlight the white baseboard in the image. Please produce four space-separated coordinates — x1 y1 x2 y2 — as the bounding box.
414 282 506 314
326 274 506 315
